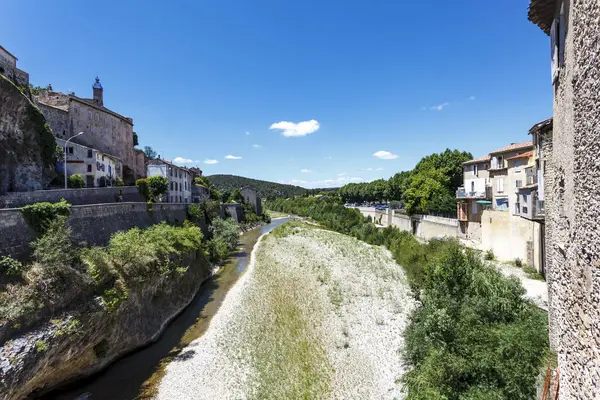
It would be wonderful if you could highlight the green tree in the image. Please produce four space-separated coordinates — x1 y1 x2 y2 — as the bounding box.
143 146 157 160
146 175 169 202
402 169 449 215
132 131 139 147
68 174 85 188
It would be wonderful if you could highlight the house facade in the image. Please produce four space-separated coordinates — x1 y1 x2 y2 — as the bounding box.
0 44 28 87
35 78 142 184
488 141 533 212
457 155 492 242
55 138 123 187
147 160 193 203
529 0 600 397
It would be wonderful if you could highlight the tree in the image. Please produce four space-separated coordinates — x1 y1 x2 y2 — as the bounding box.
143 146 157 160
146 176 169 202
132 131 139 147
68 174 85 188
402 169 449 215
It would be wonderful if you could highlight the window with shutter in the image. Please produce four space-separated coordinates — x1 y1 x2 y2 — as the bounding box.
551 18 559 83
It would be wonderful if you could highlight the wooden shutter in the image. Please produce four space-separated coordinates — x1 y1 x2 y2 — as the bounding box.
551 18 559 83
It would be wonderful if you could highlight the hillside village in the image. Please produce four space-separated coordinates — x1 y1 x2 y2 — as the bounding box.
0 0 598 398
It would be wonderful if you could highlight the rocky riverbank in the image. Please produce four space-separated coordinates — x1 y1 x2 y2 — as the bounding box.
0 252 212 400
157 222 416 399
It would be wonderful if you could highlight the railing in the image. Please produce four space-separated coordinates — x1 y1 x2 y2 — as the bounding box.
456 186 491 199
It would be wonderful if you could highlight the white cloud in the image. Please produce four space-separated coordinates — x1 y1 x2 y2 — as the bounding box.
252 144 261 149
245 131 251 135
269 119 320 137
337 172 347 176
362 167 373 171
301 169 313 173
225 155 242 160
376 167 384 171
430 102 450 111
469 95 476 100
373 150 398 160
173 157 197 164
204 159 218 165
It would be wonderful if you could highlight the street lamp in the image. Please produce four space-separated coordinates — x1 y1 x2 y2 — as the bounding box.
64 132 84 189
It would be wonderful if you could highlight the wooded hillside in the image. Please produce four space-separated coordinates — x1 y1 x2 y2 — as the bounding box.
206 174 307 199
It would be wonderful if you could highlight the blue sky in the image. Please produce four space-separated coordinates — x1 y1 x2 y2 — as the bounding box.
2 0 551 188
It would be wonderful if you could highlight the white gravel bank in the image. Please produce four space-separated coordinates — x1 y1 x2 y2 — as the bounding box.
157 224 415 399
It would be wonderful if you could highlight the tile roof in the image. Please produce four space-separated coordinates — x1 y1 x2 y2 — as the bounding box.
506 151 533 161
463 154 491 165
489 141 533 154
528 0 556 35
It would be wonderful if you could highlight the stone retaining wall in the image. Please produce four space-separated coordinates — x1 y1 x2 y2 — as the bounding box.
0 186 144 208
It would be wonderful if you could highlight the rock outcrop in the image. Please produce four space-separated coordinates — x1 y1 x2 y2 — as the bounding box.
0 252 212 400
0 74 56 194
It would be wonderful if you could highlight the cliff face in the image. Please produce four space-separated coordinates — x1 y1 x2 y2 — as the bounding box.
0 252 212 400
0 74 56 194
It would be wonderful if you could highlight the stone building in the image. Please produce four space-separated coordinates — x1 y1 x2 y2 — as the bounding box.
55 138 123 187
529 0 600 398
147 159 193 203
35 78 142 184
241 186 262 216
0 45 28 87
456 155 492 243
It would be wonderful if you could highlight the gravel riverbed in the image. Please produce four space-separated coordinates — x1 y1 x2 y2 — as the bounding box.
157 223 415 399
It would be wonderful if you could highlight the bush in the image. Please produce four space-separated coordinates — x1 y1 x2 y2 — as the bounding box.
484 249 495 261
147 175 169 202
187 204 203 222
206 218 239 264
136 178 149 200
203 200 221 223
21 199 71 234
115 178 124 187
0 256 25 278
514 258 523 268
68 174 85 188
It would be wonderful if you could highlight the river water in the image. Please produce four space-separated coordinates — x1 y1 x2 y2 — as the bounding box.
41 218 291 400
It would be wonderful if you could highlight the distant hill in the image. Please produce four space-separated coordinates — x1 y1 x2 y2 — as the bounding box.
206 174 308 198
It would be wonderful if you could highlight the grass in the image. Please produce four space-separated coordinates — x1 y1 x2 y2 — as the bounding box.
265 210 289 219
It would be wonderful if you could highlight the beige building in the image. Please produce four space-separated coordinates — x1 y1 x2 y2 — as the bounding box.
56 138 122 187
487 141 533 212
529 0 600 398
35 78 141 184
457 155 492 242
0 44 28 87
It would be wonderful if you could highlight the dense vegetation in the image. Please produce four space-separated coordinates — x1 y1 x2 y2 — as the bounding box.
267 196 549 399
338 149 472 214
0 200 243 337
206 174 308 199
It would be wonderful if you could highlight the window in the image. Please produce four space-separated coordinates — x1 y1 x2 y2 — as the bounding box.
497 178 504 193
516 180 522 188
180 196 182 203
87 164 92 172
473 164 478 175
88 111 92 120
515 159 521 168
87 149 93 158
185 181 187 190
175 182 178 191
496 156 503 169
170 182 173 190
472 201 478 215
68 147 74 154
95 113 99 122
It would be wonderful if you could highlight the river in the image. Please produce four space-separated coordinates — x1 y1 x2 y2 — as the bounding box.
40 218 291 400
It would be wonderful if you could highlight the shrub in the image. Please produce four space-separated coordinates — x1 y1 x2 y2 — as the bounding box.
115 178 124 187
206 218 239 264
484 249 495 261
21 199 71 234
136 178 149 200
203 200 221 223
0 256 25 278
514 258 523 268
31 216 79 268
187 204 203 222
68 174 85 188
147 175 169 202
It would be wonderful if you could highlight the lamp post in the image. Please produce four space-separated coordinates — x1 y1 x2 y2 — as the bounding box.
64 132 84 189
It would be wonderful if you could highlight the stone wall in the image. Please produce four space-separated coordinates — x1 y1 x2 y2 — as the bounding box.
368 209 459 240
0 186 144 208
0 75 56 194
221 203 244 223
0 58 28 87
0 202 204 260
37 103 70 140
544 0 600 397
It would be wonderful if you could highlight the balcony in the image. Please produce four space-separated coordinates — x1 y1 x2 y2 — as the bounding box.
456 186 492 199
532 199 545 218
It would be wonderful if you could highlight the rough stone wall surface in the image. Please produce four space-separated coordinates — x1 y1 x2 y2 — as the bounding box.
37 103 70 139
547 0 600 398
0 75 56 194
220 204 244 223
0 59 28 87
0 186 143 208
133 150 147 180
0 203 198 260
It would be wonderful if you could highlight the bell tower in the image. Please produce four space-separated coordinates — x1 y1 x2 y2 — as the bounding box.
92 76 103 106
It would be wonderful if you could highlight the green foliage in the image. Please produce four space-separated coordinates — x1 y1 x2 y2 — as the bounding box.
206 174 307 199
136 178 150 199
146 175 169 202
21 199 71 234
101 280 129 312
187 204 204 222
0 256 25 278
68 174 85 188
143 146 157 159
485 249 495 261
402 246 549 399
203 200 222 223
514 258 523 268
132 131 139 146
31 216 79 268
206 218 239 264
35 340 48 352
115 178 124 187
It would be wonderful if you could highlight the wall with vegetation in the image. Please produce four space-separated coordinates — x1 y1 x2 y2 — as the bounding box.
0 186 144 208
0 202 200 259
